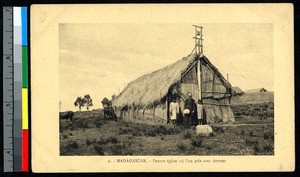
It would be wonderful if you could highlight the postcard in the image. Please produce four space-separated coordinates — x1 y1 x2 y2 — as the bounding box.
31 4 294 172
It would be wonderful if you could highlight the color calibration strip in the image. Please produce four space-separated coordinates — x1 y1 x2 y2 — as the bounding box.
21 7 29 172
3 6 28 172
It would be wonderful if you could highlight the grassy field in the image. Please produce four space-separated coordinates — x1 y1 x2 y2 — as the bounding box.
231 103 274 124
60 102 274 156
231 92 274 105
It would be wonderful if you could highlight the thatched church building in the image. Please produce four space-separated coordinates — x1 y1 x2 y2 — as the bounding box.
112 53 235 124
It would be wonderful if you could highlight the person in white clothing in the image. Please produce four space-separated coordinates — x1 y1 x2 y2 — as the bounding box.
169 97 179 126
197 100 203 125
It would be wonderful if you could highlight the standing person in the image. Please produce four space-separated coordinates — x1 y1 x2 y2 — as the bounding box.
169 97 179 126
197 100 203 125
177 107 184 126
183 93 196 128
101 97 117 121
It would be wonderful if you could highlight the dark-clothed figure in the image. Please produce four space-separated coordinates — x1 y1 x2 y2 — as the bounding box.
202 109 207 125
101 97 117 121
183 93 197 128
177 108 184 126
103 106 117 121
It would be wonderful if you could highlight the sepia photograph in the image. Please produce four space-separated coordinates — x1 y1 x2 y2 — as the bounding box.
59 23 274 156
31 4 293 172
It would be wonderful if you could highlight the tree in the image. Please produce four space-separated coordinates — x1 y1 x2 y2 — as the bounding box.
84 94 93 111
74 97 84 111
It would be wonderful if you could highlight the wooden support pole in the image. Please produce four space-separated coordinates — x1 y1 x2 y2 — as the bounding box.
195 27 197 53
197 57 203 120
197 58 202 101
200 27 203 54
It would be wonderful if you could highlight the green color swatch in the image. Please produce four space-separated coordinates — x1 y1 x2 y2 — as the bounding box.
22 46 28 88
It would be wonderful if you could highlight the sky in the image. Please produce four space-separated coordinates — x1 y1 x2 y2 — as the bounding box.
59 23 273 111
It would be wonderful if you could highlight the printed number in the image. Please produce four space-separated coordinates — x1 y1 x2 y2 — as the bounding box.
6 103 10 107
6 56 11 60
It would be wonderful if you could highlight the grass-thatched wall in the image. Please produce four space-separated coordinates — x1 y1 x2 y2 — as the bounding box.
202 97 235 123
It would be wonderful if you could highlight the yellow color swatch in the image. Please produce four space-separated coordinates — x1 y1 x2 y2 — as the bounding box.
22 88 28 129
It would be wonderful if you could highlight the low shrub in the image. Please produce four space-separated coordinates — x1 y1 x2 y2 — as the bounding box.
240 130 246 136
155 125 181 135
206 146 212 150
118 128 132 135
98 137 119 144
210 132 216 137
263 144 273 152
76 120 89 128
155 125 168 134
177 143 188 151
263 132 274 140
235 112 242 116
86 139 96 146
109 143 126 155
254 107 261 111
213 126 225 133
59 124 64 133
253 143 273 155
132 131 143 136
249 130 255 137
256 140 274 155
124 150 134 155
124 122 130 127
191 138 203 147
107 137 119 144
94 144 105 155
183 131 192 139
146 131 157 137
94 119 103 127
66 141 79 150
258 112 266 118
253 145 260 155
245 139 259 146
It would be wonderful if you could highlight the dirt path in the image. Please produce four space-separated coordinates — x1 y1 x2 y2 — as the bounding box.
215 123 274 127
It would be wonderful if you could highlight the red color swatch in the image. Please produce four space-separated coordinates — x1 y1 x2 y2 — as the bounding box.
22 130 28 172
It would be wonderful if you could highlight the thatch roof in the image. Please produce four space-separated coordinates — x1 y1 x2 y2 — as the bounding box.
245 88 268 93
233 87 244 95
113 54 235 107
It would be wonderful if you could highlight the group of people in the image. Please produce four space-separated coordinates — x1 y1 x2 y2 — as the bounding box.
101 97 117 121
168 93 206 127
100 93 206 126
